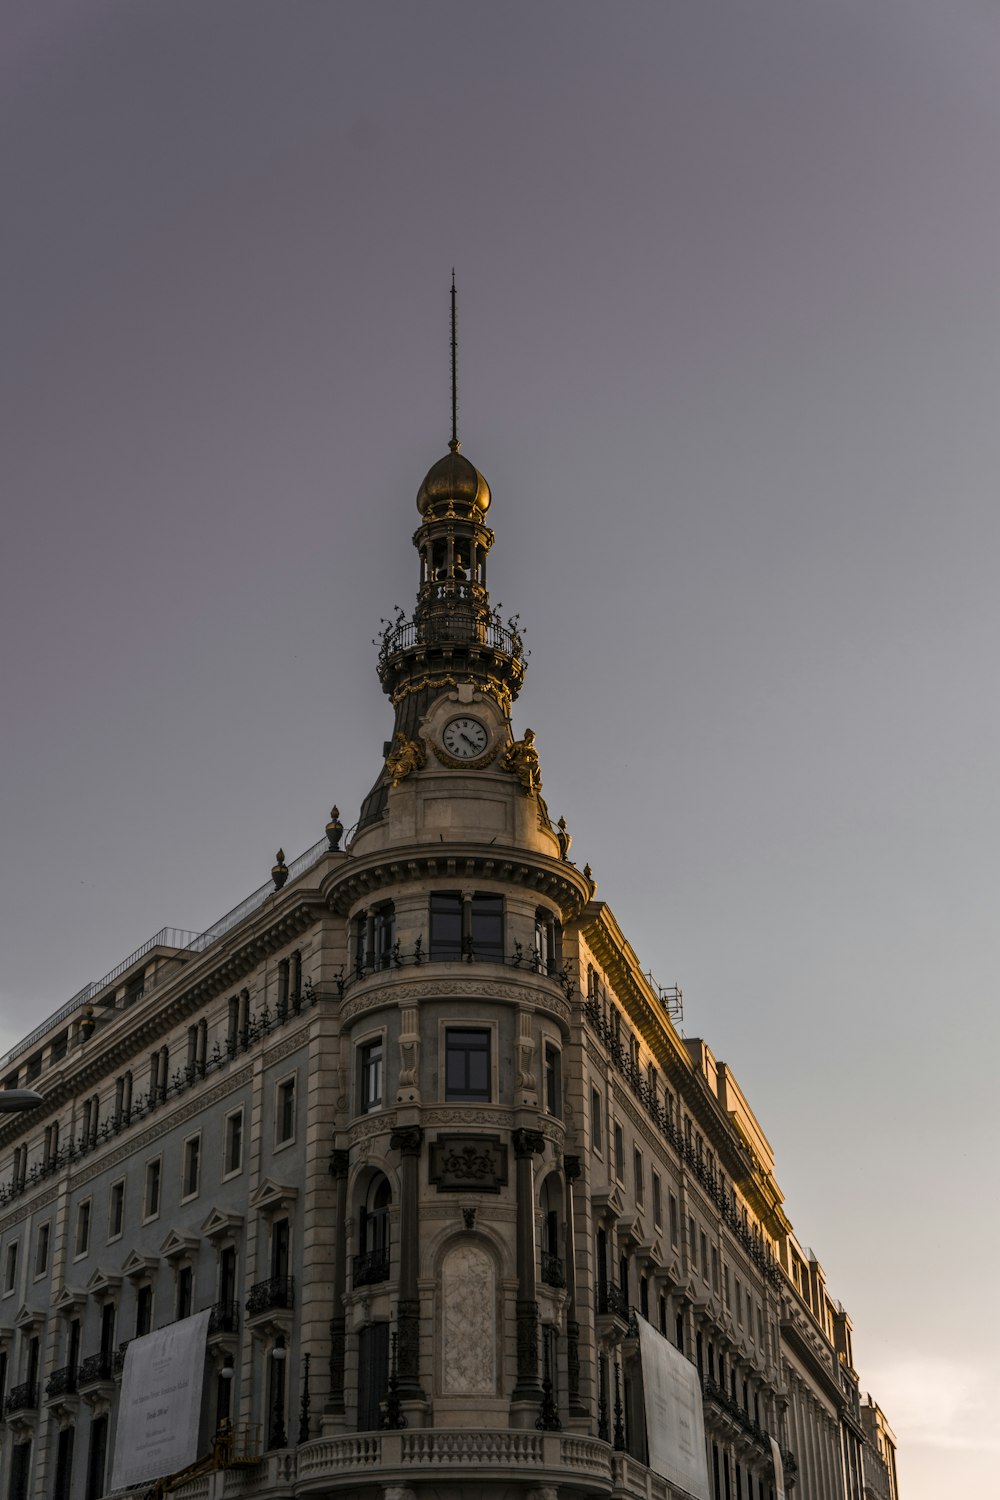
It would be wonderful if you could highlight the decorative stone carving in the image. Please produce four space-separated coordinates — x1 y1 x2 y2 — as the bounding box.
429 1135 508 1193
441 1243 496 1395
397 1006 421 1103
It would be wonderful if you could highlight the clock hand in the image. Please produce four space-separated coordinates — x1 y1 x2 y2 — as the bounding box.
460 733 476 748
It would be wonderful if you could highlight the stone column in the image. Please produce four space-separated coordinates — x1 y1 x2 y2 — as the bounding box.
327 1150 349 1413
563 1154 586 1416
512 1128 545 1402
390 1125 425 1399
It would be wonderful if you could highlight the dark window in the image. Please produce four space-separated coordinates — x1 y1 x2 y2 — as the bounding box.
361 1177 391 1256
534 908 560 974
35 1222 50 1276
11 1441 32 1500
429 893 463 960
227 996 240 1054
53 1425 75 1500
177 1265 193 1320
75 1201 91 1257
634 1148 644 1204
225 1110 243 1174
276 1079 296 1144
470 894 503 960
99 1305 115 1362
136 1285 153 1337
544 1044 561 1117
85 1414 108 1500
591 1088 603 1152
652 1171 662 1228
372 903 395 969
360 1040 383 1113
357 1322 389 1430
183 1136 201 1197
613 1123 625 1180
220 1246 237 1306
145 1159 161 1218
445 1029 491 1101
5 1241 17 1291
271 1218 290 1281
430 892 503 961
109 1181 125 1240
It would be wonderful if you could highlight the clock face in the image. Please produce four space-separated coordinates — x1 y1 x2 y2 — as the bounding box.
442 716 489 759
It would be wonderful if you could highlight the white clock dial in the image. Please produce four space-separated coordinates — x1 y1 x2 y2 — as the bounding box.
442 716 489 759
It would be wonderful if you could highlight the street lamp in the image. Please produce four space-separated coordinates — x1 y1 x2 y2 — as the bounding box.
269 1336 287 1449
0 1090 43 1114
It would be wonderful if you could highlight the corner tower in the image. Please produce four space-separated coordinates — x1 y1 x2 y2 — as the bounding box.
355 278 530 838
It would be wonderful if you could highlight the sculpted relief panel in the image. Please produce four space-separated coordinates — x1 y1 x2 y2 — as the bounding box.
441 1242 496 1395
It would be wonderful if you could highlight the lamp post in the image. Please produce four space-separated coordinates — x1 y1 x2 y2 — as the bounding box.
269 1336 287 1449
0 1090 43 1114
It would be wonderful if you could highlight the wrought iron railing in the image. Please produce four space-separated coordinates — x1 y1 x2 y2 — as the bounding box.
595 1281 629 1319
5 1380 37 1414
541 1252 565 1288
246 1275 294 1315
77 1352 114 1384
377 609 525 668
353 1250 390 1287
332 939 574 1002
44 1365 77 1399
583 997 782 1289
114 1339 132 1373
207 1299 240 1334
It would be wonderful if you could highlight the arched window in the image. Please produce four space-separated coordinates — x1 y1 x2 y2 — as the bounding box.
355 1176 390 1286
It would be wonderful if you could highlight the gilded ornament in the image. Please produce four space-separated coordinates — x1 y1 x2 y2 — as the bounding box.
385 732 426 787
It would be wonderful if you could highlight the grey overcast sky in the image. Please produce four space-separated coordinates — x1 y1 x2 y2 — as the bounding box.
3 3 997 1491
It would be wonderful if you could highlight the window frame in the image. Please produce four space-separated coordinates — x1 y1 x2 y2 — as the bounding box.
613 1121 625 1182
223 1106 245 1178
443 1025 493 1102
274 1072 297 1150
108 1178 126 1243
34 1222 51 1279
74 1198 92 1260
143 1156 162 1223
590 1086 603 1155
181 1132 202 1202
544 1041 562 1117
359 1035 385 1115
3 1240 17 1295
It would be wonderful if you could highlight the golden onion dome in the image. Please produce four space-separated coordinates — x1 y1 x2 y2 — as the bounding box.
416 444 491 517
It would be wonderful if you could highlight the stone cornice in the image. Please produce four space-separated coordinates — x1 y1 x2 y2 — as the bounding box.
321 844 590 919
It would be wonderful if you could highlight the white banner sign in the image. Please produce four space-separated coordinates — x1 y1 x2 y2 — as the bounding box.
111 1308 212 1489
769 1435 787 1500
635 1313 711 1500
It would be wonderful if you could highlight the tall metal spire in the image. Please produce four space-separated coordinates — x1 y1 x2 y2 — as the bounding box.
449 269 459 453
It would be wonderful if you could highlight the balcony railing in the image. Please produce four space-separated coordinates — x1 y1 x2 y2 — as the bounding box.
77 1352 114 1384
541 1252 565 1289
207 1299 240 1334
353 1249 390 1287
5 1381 38 1414
377 610 525 668
595 1281 629 1319
45 1365 77 1399
331 939 574 1003
246 1276 294 1316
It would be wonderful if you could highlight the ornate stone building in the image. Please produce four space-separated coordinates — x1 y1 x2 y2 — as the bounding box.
0 403 898 1499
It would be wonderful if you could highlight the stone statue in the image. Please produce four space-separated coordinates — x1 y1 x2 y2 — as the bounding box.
502 727 542 797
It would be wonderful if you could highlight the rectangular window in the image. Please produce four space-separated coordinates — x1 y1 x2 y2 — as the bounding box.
372 902 395 970
224 1108 244 1175
633 1148 644 1204
177 1265 193 1320
711 1245 720 1292
544 1044 561 1117
144 1158 162 1220
736 1278 743 1324
182 1135 201 1199
669 1192 679 1248
445 1028 491 1101
429 893 464 960
700 1231 709 1282
4 1241 17 1293
361 1039 384 1113
470 894 503 960
34 1222 50 1278
275 1076 296 1145
109 1180 125 1241
652 1171 662 1228
613 1122 625 1181
75 1200 91 1258
136 1284 153 1337
591 1087 603 1153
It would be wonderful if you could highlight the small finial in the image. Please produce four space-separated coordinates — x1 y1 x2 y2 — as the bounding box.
272 849 289 890
449 270 460 453
326 805 344 852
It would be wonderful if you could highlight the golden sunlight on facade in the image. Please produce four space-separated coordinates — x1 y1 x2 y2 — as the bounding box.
0 351 899 1499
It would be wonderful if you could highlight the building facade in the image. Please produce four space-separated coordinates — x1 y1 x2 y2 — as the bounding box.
0 421 898 1500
